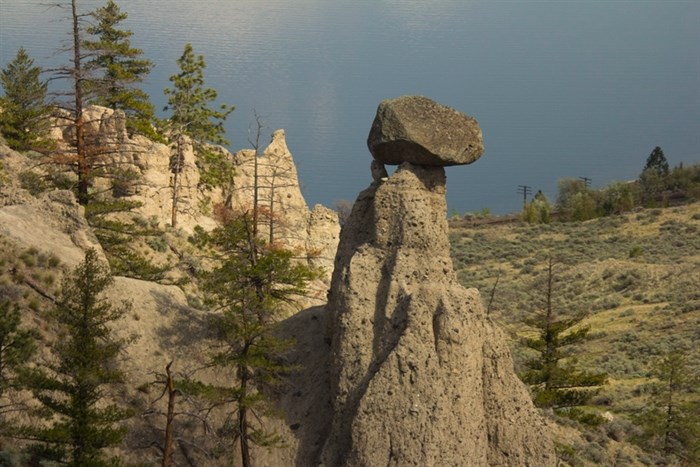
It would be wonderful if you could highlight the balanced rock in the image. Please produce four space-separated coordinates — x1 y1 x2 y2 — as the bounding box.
367 95 484 166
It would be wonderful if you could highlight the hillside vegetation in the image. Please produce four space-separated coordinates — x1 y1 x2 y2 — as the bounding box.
449 202 700 465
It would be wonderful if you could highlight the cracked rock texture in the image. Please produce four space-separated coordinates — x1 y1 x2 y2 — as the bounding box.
367 96 484 167
320 162 555 466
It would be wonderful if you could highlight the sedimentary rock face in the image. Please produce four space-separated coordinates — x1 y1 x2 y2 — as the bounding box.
367 95 484 166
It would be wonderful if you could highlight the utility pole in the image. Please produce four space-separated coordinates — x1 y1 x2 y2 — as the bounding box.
517 185 531 206
579 176 591 189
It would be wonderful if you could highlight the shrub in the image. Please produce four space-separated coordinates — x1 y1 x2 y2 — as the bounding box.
557 178 599 221
18 171 50 196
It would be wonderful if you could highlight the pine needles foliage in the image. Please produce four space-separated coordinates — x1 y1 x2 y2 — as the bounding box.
18 249 131 466
520 258 607 418
0 47 52 151
188 211 319 466
83 0 157 139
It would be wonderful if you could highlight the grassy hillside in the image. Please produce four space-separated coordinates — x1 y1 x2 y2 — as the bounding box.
449 202 700 465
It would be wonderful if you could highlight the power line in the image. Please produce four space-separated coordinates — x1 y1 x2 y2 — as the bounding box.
517 185 531 206
579 176 591 189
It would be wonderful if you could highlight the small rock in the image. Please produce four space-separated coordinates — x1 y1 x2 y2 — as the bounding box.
371 159 388 182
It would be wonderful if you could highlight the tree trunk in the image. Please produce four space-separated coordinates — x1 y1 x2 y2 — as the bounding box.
238 362 251 467
268 170 276 244
663 374 675 456
253 147 259 240
543 257 555 391
171 134 184 228
162 362 176 467
72 0 88 205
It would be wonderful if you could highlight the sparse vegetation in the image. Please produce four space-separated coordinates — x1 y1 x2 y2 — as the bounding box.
450 200 700 463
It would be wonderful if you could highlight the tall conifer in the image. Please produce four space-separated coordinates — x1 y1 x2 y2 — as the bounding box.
0 300 38 435
20 249 131 465
633 350 700 464
164 43 234 227
191 212 318 466
520 258 607 417
0 47 51 150
83 0 156 138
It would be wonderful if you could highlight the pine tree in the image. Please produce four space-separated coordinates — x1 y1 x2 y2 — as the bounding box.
164 43 234 227
20 249 131 465
633 350 700 464
0 300 38 434
0 47 52 151
83 0 157 138
192 211 318 466
640 146 671 206
520 258 607 418
84 198 169 281
643 146 670 177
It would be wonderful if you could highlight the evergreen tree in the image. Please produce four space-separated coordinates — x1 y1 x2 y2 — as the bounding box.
640 147 671 206
0 300 38 433
643 146 670 177
520 258 607 418
0 47 52 151
83 0 157 138
20 249 131 465
84 197 169 281
192 212 318 466
164 43 234 227
633 350 700 464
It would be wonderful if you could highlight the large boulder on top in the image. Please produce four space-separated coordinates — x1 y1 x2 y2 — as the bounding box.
367 95 484 166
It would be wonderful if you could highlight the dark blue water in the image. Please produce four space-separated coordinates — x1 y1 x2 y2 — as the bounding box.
1 0 698 214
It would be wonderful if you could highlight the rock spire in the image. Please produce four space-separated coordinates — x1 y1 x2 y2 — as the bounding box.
320 96 555 466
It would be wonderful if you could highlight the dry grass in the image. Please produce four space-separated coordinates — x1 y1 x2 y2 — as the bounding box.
449 202 700 465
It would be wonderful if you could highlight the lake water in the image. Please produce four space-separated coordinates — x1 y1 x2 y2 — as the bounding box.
1 0 698 214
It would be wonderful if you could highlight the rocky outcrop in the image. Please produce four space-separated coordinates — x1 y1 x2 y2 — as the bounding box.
44 106 340 279
230 129 340 276
319 97 554 466
367 95 484 166
0 189 104 267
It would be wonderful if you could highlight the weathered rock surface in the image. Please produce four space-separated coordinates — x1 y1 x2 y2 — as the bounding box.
0 189 104 267
319 162 555 466
367 95 484 166
230 129 340 279
44 106 340 281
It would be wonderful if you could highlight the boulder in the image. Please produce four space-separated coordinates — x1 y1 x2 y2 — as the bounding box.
367 95 484 166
